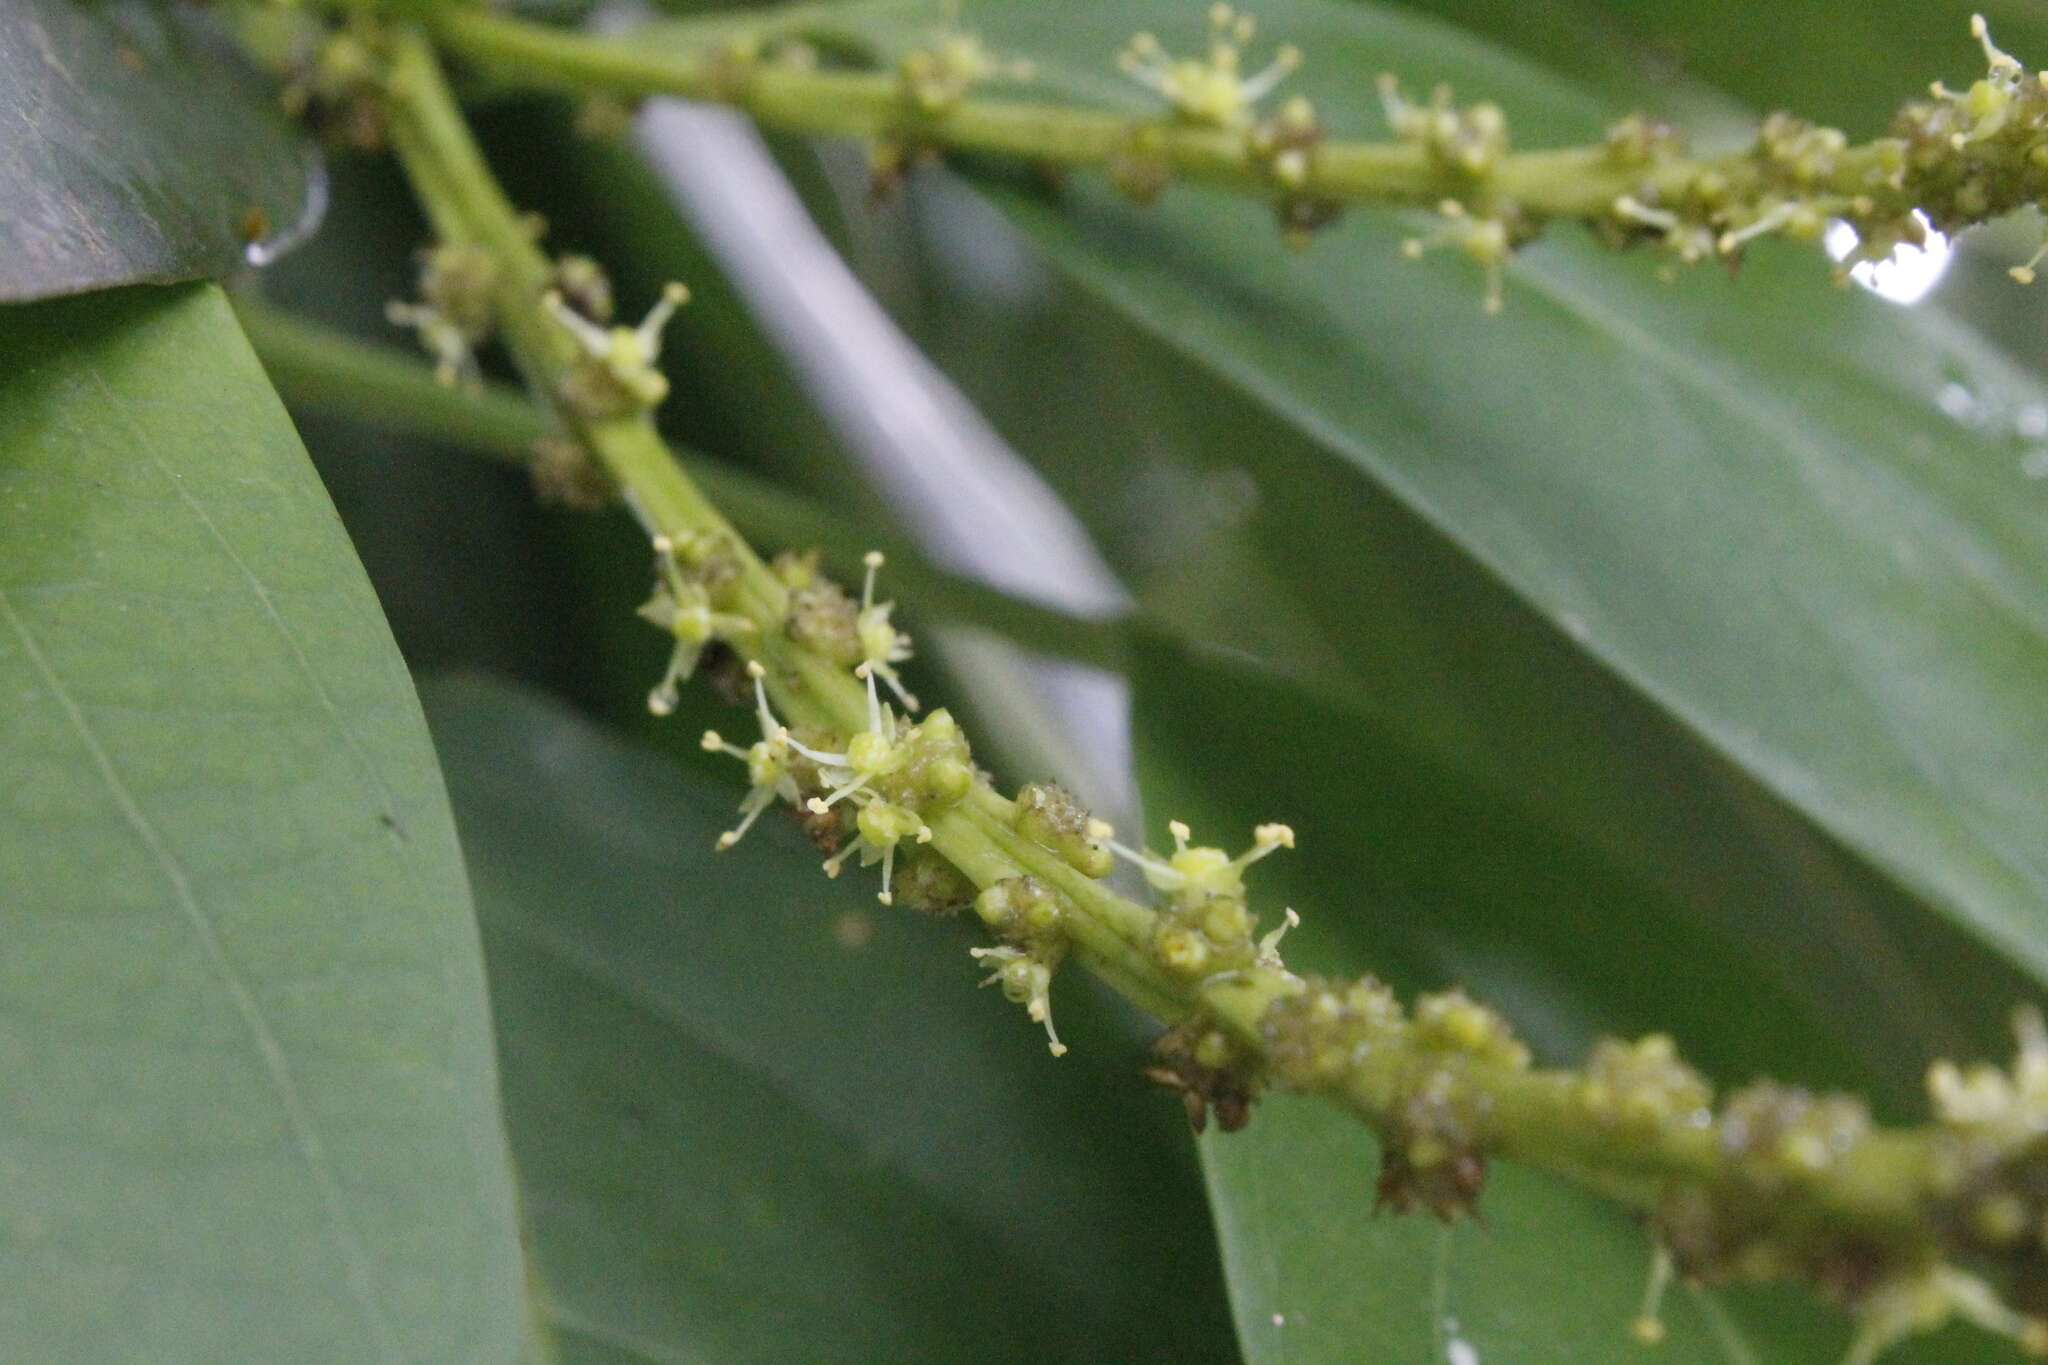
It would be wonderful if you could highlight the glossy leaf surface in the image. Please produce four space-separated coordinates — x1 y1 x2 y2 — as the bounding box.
0 0 318 301
0 284 523 1360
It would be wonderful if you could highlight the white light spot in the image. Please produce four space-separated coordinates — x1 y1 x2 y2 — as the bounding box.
1271 1313 1286 1327
2019 405 2048 439
2022 449 2048 479
1937 381 1978 423
1824 214 1952 305
1444 1318 1479 1365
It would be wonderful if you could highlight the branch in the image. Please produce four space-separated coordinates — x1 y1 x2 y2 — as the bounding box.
233 297 1125 669
357 17 2048 1362
425 4 2048 309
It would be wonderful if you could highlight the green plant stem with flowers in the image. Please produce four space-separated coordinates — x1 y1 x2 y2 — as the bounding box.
420 3 2048 310
260 4 2048 1359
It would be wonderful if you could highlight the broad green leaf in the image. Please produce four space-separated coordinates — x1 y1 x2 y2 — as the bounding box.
1134 638 2018 1364
0 284 524 1361
424 676 1237 1365
1 0 319 301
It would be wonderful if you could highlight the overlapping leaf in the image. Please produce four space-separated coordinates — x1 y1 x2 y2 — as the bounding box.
1 0 319 300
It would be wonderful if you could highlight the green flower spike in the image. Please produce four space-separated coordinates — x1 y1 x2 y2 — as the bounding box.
1118 4 1302 130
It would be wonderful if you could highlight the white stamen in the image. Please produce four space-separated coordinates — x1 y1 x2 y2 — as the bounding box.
1717 201 1799 254
543 289 613 354
1257 907 1300 963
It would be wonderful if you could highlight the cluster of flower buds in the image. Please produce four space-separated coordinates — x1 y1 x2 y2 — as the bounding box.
637 533 753 717
1118 4 1301 130
1924 1010 2048 1291
896 3 1034 116
692 553 975 913
1110 818 1297 980
871 5 1035 192
699 30 820 106
1932 1006 2048 1131
972 876 1070 1055
546 281 689 416
1815 1013 2048 1360
1377 76 1509 179
1146 1016 1263 1132
1262 979 1529 1219
1574 1033 1714 1136
280 29 386 151
1717 1082 1872 1187
1012 783 1114 878
1880 15 2048 277
385 242 501 387
1247 95 1344 245
1400 199 1524 313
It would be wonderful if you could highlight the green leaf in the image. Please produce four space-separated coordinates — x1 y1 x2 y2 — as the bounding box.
424 676 1238 1365
0 0 319 301
1134 638 2019 1364
0 284 524 1361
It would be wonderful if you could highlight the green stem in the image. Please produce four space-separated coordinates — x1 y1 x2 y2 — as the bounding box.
234 297 1127 669
424 6 1904 223
372 25 2048 1348
235 295 545 459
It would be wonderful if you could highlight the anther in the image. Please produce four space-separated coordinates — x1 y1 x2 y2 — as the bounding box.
2012 240 2048 285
